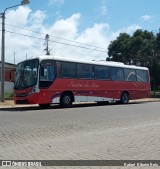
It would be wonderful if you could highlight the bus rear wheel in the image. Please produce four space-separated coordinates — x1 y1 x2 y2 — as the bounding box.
60 93 73 108
39 104 50 109
120 92 129 104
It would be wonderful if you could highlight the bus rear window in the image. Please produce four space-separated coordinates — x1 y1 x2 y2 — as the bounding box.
136 70 148 82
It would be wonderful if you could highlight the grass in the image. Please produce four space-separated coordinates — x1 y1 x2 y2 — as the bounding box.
151 91 160 98
4 92 14 99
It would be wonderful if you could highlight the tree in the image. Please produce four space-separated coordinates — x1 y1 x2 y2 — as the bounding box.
107 29 160 89
107 33 131 64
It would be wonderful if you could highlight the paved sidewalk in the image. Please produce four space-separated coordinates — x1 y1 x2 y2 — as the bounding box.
0 100 15 107
0 100 37 108
129 97 160 103
0 98 160 108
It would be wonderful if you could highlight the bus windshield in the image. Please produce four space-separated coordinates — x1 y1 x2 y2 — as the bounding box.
14 59 39 90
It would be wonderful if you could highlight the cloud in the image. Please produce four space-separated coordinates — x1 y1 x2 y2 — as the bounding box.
141 15 153 21
50 13 80 39
1 6 142 64
6 6 31 25
100 0 108 16
125 24 142 33
4 7 46 63
28 10 47 25
101 5 107 15
49 0 65 5
110 24 142 40
55 11 63 20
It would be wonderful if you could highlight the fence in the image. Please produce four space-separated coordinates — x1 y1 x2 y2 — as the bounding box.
0 82 14 94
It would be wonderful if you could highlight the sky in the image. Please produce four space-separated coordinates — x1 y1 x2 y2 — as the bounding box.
1 0 160 64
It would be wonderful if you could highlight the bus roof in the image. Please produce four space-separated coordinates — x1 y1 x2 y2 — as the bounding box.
27 55 149 70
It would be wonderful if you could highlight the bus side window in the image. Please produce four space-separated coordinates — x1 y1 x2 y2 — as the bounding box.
39 65 55 88
77 64 94 79
60 62 76 78
95 66 111 80
41 67 44 77
124 69 136 82
110 67 124 81
56 62 61 77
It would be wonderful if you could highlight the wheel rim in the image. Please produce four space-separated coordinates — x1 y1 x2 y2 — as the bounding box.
64 95 71 104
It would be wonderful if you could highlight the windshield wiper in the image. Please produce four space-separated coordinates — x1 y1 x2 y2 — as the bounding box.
15 74 28 89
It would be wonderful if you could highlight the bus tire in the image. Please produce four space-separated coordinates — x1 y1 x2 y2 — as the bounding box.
39 104 50 109
60 92 73 108
120 92 129 104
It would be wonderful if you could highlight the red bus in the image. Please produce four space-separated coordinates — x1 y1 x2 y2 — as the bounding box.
14 56 150 108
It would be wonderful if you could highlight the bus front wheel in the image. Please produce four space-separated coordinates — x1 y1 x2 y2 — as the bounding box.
60 93 73 108
120 92 129 104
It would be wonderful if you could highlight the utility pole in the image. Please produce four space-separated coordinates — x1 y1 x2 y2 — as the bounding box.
0 0 30 102
14 52 15 65
44 34 50 55
1 12 5 102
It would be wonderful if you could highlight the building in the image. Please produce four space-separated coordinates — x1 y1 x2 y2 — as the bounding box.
0 62 16 94
0 61 16 82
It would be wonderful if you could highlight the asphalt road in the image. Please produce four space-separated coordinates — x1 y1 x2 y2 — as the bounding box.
0 102 160 168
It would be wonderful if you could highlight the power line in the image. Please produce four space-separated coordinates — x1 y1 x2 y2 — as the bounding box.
6 30 108 53
6 30 44 40
5 23 108 51
6 23 45 35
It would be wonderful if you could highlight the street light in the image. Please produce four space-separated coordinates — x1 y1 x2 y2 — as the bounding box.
0 0 30 102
